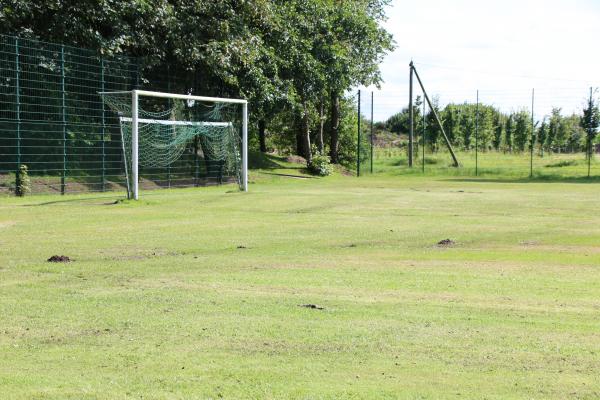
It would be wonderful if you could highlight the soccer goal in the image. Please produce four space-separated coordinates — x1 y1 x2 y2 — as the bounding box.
99 89 248 199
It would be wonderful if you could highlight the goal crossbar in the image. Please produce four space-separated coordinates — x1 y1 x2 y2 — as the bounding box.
119 117 231 127
99 90 248 105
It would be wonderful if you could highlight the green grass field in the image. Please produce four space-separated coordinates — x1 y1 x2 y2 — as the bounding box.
2 164 600 399
372 148 600 180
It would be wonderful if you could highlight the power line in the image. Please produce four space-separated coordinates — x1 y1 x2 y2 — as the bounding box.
413 61 596 84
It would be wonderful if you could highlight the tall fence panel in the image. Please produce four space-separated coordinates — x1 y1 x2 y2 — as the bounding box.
0 36 134 194
0 35 240 196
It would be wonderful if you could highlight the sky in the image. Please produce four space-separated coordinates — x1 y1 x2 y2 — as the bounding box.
364 0 600 122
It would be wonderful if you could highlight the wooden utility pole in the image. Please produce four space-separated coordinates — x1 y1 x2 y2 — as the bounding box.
411 65 459 167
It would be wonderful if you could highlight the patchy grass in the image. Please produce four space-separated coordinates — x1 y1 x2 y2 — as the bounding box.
1 174 600 399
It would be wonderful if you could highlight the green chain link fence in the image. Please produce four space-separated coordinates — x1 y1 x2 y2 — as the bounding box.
0 35 239 196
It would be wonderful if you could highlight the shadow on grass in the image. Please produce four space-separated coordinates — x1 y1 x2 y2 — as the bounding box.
259 171 315 179
248 151 290 170
22 195 126 207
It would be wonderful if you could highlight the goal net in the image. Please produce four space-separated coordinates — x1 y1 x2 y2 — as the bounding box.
99 90 248 199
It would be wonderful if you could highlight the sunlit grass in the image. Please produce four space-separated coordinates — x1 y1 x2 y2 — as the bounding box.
1 171 600 398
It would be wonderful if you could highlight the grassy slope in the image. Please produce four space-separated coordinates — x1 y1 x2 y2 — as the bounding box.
1 164 600 399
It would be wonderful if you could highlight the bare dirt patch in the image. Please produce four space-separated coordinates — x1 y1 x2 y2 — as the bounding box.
299 304 324 310
285 155 307 165
436 239 455 247
47 255 71 263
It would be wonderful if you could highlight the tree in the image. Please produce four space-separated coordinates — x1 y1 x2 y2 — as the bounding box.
546 108 561 153
386 96 421 135
425 98 442 152
477 106 494 152
547 109 569 153
513 110 531 152
442 104 461 146
492 113 504 151
581 89 600 169
563 114 585 152
538 119 548 156
461 108 475 149
317 0 394 163
504 115 514 153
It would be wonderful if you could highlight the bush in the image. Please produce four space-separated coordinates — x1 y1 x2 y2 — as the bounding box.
308 152 333 176
15 164 31 196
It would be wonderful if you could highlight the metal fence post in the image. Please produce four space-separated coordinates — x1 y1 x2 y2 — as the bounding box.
588 87 592 178
194 137 200 186
475 90 479 176
370 91 374 174
422 99 426 172
15 37 21 175
101 58 106 191
166 66 172 188
530 88 535 178
61 45 67 194
357 89 361 177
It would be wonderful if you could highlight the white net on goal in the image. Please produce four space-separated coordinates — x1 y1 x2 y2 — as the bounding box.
100 91 244 195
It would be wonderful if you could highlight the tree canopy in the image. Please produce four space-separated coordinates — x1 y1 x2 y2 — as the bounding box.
1 0 394 164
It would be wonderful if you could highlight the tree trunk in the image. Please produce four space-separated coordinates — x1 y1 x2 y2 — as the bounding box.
317 98 324 153
329 91 340 163
258 119 267 153
295 112 305 158
302 103 312 163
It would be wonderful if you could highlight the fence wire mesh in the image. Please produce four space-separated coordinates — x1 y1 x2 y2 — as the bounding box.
362 72 599 180
0 35 240 196
357 90 374 176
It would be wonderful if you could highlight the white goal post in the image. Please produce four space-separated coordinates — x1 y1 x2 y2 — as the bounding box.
100 89 248 199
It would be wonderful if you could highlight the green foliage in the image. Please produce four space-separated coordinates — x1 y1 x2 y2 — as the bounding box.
581 92 600 154
442 104 461 145
386 96 421 135
307 150 332 176
0 0 395 168
505 115 514 152
461 108 475 149
393 100 592 157
538 119 548 155
492 113 504 151
15 164 30 197
336 96 362 167
424 99 442 151
513 110 531 152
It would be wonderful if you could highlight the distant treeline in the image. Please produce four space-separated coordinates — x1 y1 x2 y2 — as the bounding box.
381 97 598 155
